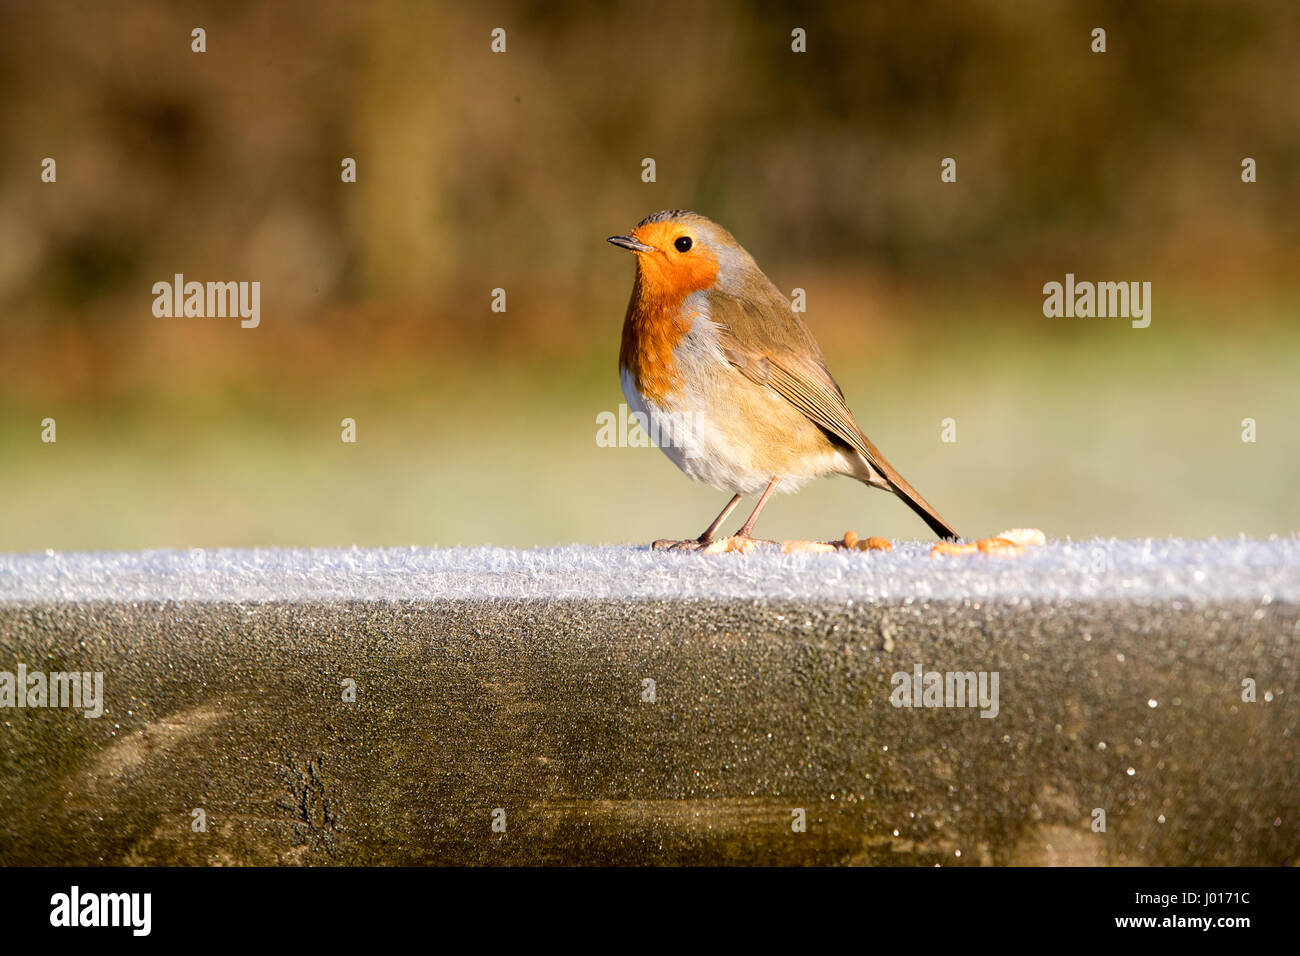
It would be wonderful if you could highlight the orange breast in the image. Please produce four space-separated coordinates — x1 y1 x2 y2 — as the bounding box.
619 272 692 404
618 228 719 404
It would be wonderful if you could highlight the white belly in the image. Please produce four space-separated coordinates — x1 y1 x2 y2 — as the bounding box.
620 367 826 495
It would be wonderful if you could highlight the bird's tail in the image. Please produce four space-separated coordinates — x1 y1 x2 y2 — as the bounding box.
888 478 960 541
851 438 960 541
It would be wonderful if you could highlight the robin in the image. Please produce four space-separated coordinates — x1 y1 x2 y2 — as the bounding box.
608 209 959 549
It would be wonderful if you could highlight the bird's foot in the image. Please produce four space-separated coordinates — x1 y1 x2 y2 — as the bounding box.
652 537 705 551
700 535 768 554
651 534 775 553
654 529 908 554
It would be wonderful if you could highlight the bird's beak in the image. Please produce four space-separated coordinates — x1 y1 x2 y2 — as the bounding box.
607 234 654 253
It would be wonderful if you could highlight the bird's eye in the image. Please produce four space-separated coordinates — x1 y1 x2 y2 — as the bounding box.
674 236 693 253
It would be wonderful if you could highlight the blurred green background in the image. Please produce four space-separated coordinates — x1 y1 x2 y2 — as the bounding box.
1 0 1297 551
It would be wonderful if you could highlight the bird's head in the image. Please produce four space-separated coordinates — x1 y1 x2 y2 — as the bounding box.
607 210 753 299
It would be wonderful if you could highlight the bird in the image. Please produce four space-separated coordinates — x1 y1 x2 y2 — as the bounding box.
607 209 959 549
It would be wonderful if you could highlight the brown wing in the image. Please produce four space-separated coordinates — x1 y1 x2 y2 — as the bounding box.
708 286 959 540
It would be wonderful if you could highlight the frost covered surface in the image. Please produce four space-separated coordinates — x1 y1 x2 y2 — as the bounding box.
2 538 1298 604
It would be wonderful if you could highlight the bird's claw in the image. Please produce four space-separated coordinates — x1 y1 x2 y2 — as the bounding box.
652 535 772 553
652 538 705 551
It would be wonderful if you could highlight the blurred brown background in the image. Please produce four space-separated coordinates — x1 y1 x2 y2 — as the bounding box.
1 0 1297 550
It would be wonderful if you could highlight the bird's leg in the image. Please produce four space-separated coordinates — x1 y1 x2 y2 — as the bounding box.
652 493 743 551
733 477 779 538
697 493 744 545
